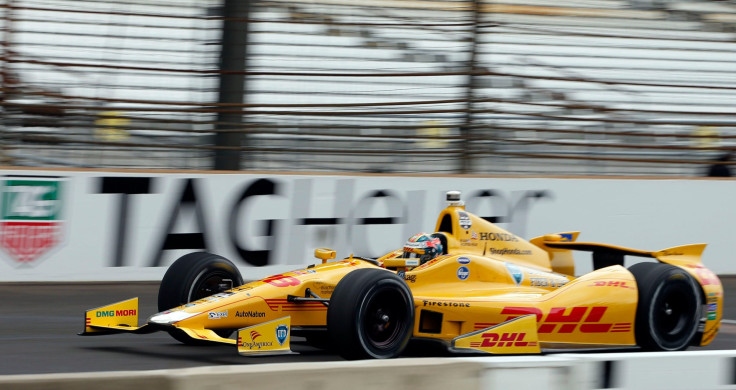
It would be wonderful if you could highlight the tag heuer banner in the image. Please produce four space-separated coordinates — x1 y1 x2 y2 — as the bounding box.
0 176 66 266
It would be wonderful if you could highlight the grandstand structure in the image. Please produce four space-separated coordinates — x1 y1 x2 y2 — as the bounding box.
0 0 735 175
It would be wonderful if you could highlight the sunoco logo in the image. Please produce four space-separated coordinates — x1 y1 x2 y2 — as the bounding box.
0 177 66 266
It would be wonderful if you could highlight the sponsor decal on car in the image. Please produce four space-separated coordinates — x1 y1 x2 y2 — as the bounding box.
95 309 137 317
530 277 567 288
479 232 518 242
505 263 523 285
458 211 472 230
208 311 228 319
490 248 532 256
457 256 471 265
235 311 266 318
707 303 718 321
589 280 633 289
472 332 534 348
240 330 273 350
423 300 470 308
276 324 288 345
457 266 470 281
689 266 721 286
498 306 631 334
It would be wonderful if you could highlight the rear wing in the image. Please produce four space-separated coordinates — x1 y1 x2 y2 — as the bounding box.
543 240 706 270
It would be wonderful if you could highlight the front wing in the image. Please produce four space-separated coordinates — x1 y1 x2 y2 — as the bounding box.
80 297 294 356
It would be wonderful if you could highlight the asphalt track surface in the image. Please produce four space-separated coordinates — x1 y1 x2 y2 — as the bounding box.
2 278 736 376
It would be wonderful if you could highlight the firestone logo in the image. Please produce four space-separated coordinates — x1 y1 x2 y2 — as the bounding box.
0 177 66 266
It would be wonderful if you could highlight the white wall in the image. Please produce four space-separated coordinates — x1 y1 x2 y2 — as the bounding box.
0 168 733 281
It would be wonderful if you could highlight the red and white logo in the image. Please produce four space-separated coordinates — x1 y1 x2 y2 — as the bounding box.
0 177 66 266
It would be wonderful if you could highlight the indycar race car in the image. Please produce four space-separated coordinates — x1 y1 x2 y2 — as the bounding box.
81 191 723 359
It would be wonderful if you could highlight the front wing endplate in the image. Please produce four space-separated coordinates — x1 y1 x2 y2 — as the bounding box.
237 316 294 356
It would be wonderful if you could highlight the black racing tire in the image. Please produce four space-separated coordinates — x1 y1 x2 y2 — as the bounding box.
327 268 414 360
629 262 702 351
158 252 243 344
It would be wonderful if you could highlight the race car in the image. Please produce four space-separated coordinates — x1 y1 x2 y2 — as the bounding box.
81 191 723 359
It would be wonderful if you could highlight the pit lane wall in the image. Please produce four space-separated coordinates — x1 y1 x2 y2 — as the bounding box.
1 167 735 281
2 352 736 390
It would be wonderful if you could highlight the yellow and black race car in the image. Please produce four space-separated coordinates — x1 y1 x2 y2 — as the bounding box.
81 191 722 359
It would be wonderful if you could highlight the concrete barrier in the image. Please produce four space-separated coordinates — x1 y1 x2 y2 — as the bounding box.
0 359 483 390
458 355 598 390
0 370 173 390
557 351 736 390
463 350 736 390
3 352 736 390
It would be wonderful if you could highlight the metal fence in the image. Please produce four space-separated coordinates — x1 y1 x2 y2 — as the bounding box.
1 0 736 175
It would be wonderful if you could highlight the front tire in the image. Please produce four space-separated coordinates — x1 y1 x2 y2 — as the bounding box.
327 268 414 359
158 252 243 344
629 262 701 351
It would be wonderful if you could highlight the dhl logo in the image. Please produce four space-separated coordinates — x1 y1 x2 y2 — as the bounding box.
687 266 720 286
265 298 327 311
469 332 538 348
473 306 632 333
590 280 633 289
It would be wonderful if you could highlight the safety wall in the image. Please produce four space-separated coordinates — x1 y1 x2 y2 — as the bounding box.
2 352 736 390
1 167 734 281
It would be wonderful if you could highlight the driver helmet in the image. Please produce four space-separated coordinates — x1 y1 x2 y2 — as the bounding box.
402 233 443 264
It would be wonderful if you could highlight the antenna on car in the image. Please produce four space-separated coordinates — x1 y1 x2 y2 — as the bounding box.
446 191 464 207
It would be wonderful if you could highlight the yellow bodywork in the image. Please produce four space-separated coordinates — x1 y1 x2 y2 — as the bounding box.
452 314 541 354
82 199 723 355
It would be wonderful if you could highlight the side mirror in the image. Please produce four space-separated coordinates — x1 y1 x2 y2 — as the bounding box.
314 248 336 264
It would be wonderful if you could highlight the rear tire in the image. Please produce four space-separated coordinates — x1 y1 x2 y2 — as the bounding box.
629 262 701 351
158 252 243 344
327 268 414 359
